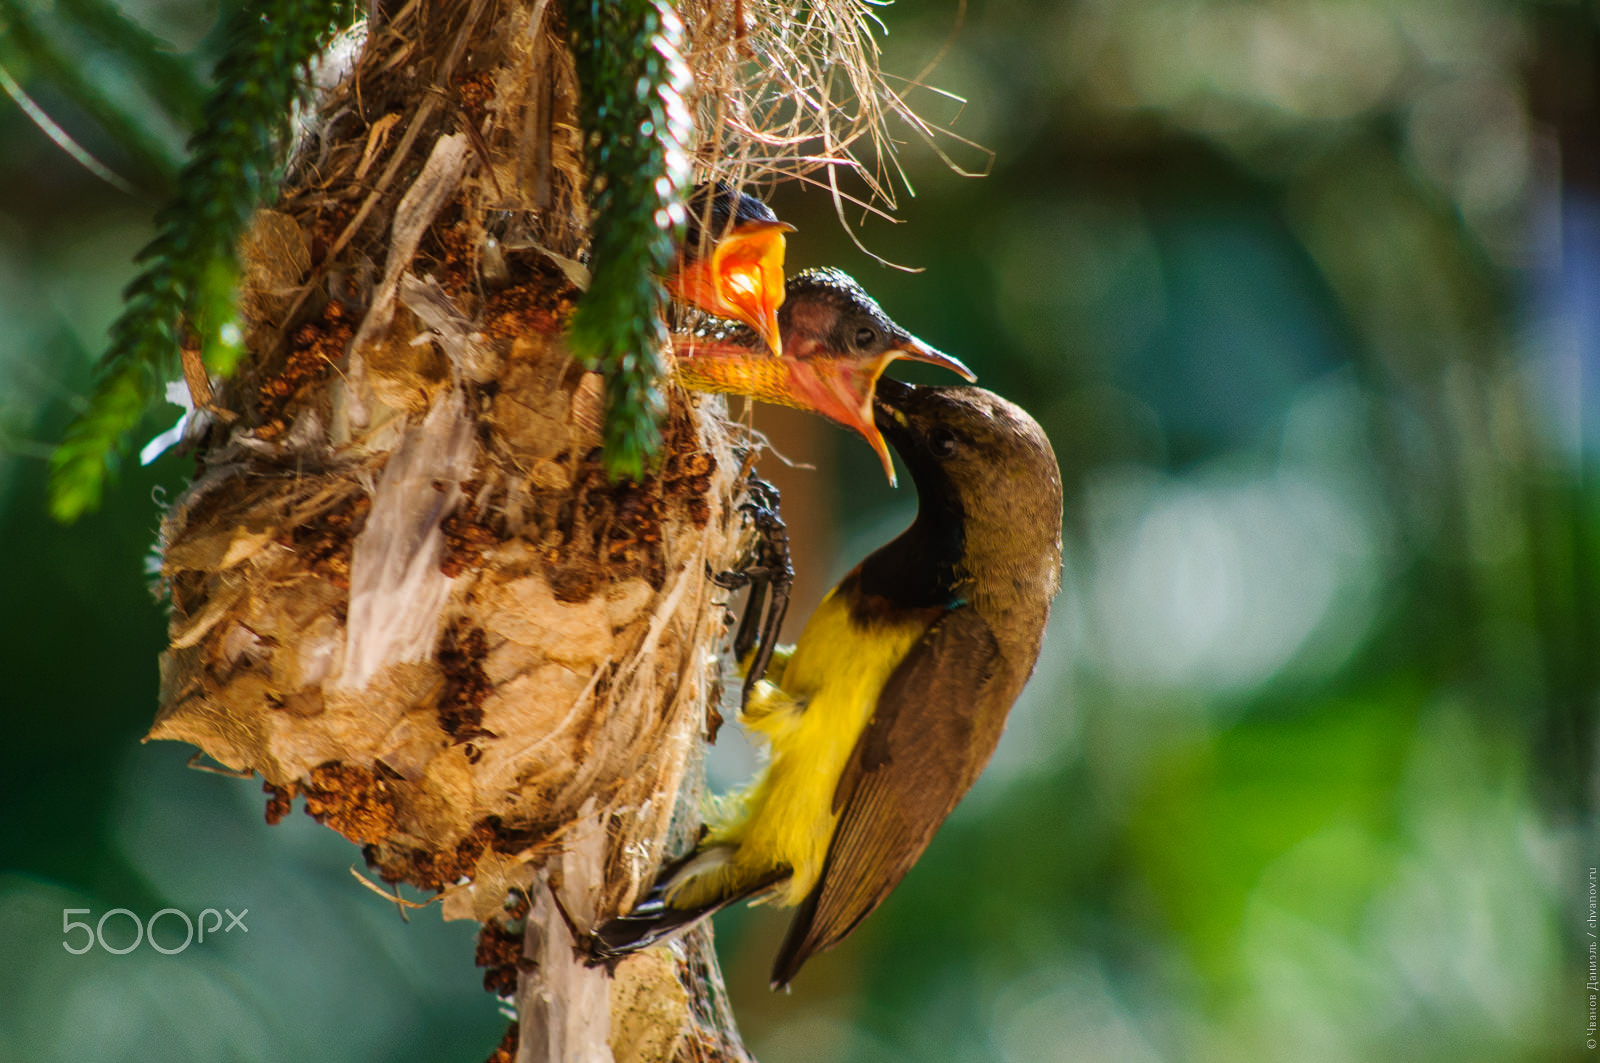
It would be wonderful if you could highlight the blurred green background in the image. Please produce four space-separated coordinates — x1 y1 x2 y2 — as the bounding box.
1 0 1595 1060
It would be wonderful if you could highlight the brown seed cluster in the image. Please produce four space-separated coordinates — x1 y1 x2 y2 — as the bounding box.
301 761 400 844
365 815 502 890
263 781 295 825
440 490 498 577
256 300 354 440
475 918 526 998
429 216 478 298
538 415 720 602
455 70 496 127
482 260 579 337
437 620 493 741
304 202 358 265
274 491 371 591
667 447 717 529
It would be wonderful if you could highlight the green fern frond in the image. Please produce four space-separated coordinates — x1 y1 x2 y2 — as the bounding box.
565 0 693 482
47 0 354 523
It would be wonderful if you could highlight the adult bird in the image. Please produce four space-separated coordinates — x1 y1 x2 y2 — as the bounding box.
673 267 976 484
667 181 793 355
593 379 1064 988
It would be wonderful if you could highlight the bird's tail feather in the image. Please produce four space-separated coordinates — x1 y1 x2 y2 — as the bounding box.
590 891 715 957
590 847 790 958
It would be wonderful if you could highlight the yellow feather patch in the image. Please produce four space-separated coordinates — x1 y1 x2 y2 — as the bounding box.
669 589 934 910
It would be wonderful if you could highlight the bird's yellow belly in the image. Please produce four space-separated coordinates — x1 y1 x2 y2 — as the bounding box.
676 591 933 909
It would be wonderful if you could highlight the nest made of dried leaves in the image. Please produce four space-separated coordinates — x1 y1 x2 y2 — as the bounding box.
149 0 969 928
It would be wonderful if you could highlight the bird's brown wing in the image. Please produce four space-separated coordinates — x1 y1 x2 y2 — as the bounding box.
769 606 1006 988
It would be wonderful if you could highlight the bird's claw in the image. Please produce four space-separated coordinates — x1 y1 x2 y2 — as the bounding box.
709 477 793 705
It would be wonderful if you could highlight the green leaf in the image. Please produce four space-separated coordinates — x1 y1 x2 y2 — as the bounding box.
565 0 693 481
46 0 355 522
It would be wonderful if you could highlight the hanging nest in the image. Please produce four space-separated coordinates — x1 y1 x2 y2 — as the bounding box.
144 0 965 1057
151 1 729 927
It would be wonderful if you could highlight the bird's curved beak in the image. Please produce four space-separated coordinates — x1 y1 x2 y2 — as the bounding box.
708 221 793 356
871 375 916 426
886 335 976 383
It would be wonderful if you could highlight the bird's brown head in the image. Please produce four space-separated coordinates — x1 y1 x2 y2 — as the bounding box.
872 378 1064 605
775 269 975 483
778 269 971 377
671 268 980 485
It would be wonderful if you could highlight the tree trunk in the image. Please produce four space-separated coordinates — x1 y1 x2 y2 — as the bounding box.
149 2 757 1058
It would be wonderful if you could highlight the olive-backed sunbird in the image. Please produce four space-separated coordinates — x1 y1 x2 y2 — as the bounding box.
667 181 793 355
594 378 1064 988
674 267 977 485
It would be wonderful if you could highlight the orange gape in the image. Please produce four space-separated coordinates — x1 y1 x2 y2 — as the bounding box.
667 181 793 354
666 218 791 355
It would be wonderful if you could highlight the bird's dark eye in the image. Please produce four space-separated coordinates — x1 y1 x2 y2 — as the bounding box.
853 326 878 349
928 427 959 457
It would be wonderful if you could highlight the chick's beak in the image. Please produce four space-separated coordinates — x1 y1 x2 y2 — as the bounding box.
710 221 793 356
891 335 977 383
791 336 974 487
856 335 974 485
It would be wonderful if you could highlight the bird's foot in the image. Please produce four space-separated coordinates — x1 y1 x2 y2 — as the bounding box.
708 476 793 705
